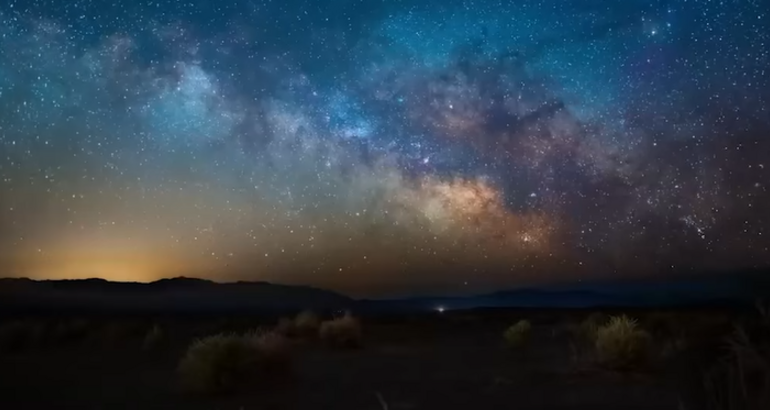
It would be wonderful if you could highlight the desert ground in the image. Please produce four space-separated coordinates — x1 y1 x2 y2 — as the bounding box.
0 307 768 410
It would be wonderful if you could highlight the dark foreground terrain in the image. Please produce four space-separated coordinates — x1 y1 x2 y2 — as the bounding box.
1 306 769 410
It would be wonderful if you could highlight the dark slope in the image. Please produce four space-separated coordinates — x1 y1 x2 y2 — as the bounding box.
0 277 353 314
0 269 767 314
356 269 770 312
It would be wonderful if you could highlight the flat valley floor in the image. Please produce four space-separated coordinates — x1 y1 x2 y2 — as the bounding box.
0 309 751 410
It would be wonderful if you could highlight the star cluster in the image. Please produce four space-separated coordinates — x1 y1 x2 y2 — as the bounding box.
0 0 768 296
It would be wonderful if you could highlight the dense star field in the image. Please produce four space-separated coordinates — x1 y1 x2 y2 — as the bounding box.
0 0 768 295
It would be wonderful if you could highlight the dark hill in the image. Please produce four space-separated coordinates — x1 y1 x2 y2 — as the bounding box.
0 277 353 314
0 269 767 314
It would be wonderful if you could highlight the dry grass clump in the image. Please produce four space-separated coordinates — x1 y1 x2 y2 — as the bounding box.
142 324 164 351
246 329 292 368
319 312 363 349
293 310 321 338
503 320 532 348
595 315 652 370
177 330 291 395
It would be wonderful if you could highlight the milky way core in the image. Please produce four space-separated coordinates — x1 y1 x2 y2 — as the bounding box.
0 0 768 296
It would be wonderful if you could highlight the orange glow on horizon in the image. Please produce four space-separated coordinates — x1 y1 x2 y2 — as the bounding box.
6 231 207 283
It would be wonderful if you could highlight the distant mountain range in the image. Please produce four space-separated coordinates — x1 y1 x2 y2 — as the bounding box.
0 277 352 314
0 269 768 314
364 270 770 312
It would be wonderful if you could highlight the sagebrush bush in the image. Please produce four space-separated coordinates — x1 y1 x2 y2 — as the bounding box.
247 329 291 368
177 330 291 395
143 324 163 351
293 310 320 338
595 315 652 370
503 320 532 348
319 312 362 348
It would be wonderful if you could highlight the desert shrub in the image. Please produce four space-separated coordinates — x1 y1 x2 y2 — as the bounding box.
178 330 291 395
503 320 532 348
293 310 320 338
143 324 164 351
246 328 292 370
595 315 652 370
319 312 363 349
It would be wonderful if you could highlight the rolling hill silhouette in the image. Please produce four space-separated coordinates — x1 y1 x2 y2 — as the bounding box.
0 269 767 314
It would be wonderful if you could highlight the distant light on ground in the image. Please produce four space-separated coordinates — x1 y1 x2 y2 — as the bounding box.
436 306 445 313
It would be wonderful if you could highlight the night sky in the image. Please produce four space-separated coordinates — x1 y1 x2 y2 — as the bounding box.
0 0 768 296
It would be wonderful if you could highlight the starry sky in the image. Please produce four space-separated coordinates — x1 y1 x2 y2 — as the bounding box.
0 0 768 296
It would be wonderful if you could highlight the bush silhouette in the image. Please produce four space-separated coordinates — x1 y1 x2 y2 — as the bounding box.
595 315 651 370
503 320 532 348
319 312 362 348
293 310 320 338
177 330 291 395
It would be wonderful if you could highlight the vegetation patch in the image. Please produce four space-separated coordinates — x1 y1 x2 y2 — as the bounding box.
319 312 363 349
595 315 652 370
293 310 320 339
177 330 291 395
503 320 532 348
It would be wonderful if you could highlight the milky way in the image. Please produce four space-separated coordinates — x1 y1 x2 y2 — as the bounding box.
0 0 768 296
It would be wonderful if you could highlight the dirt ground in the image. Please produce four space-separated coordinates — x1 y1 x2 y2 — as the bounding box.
0 310 739 410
